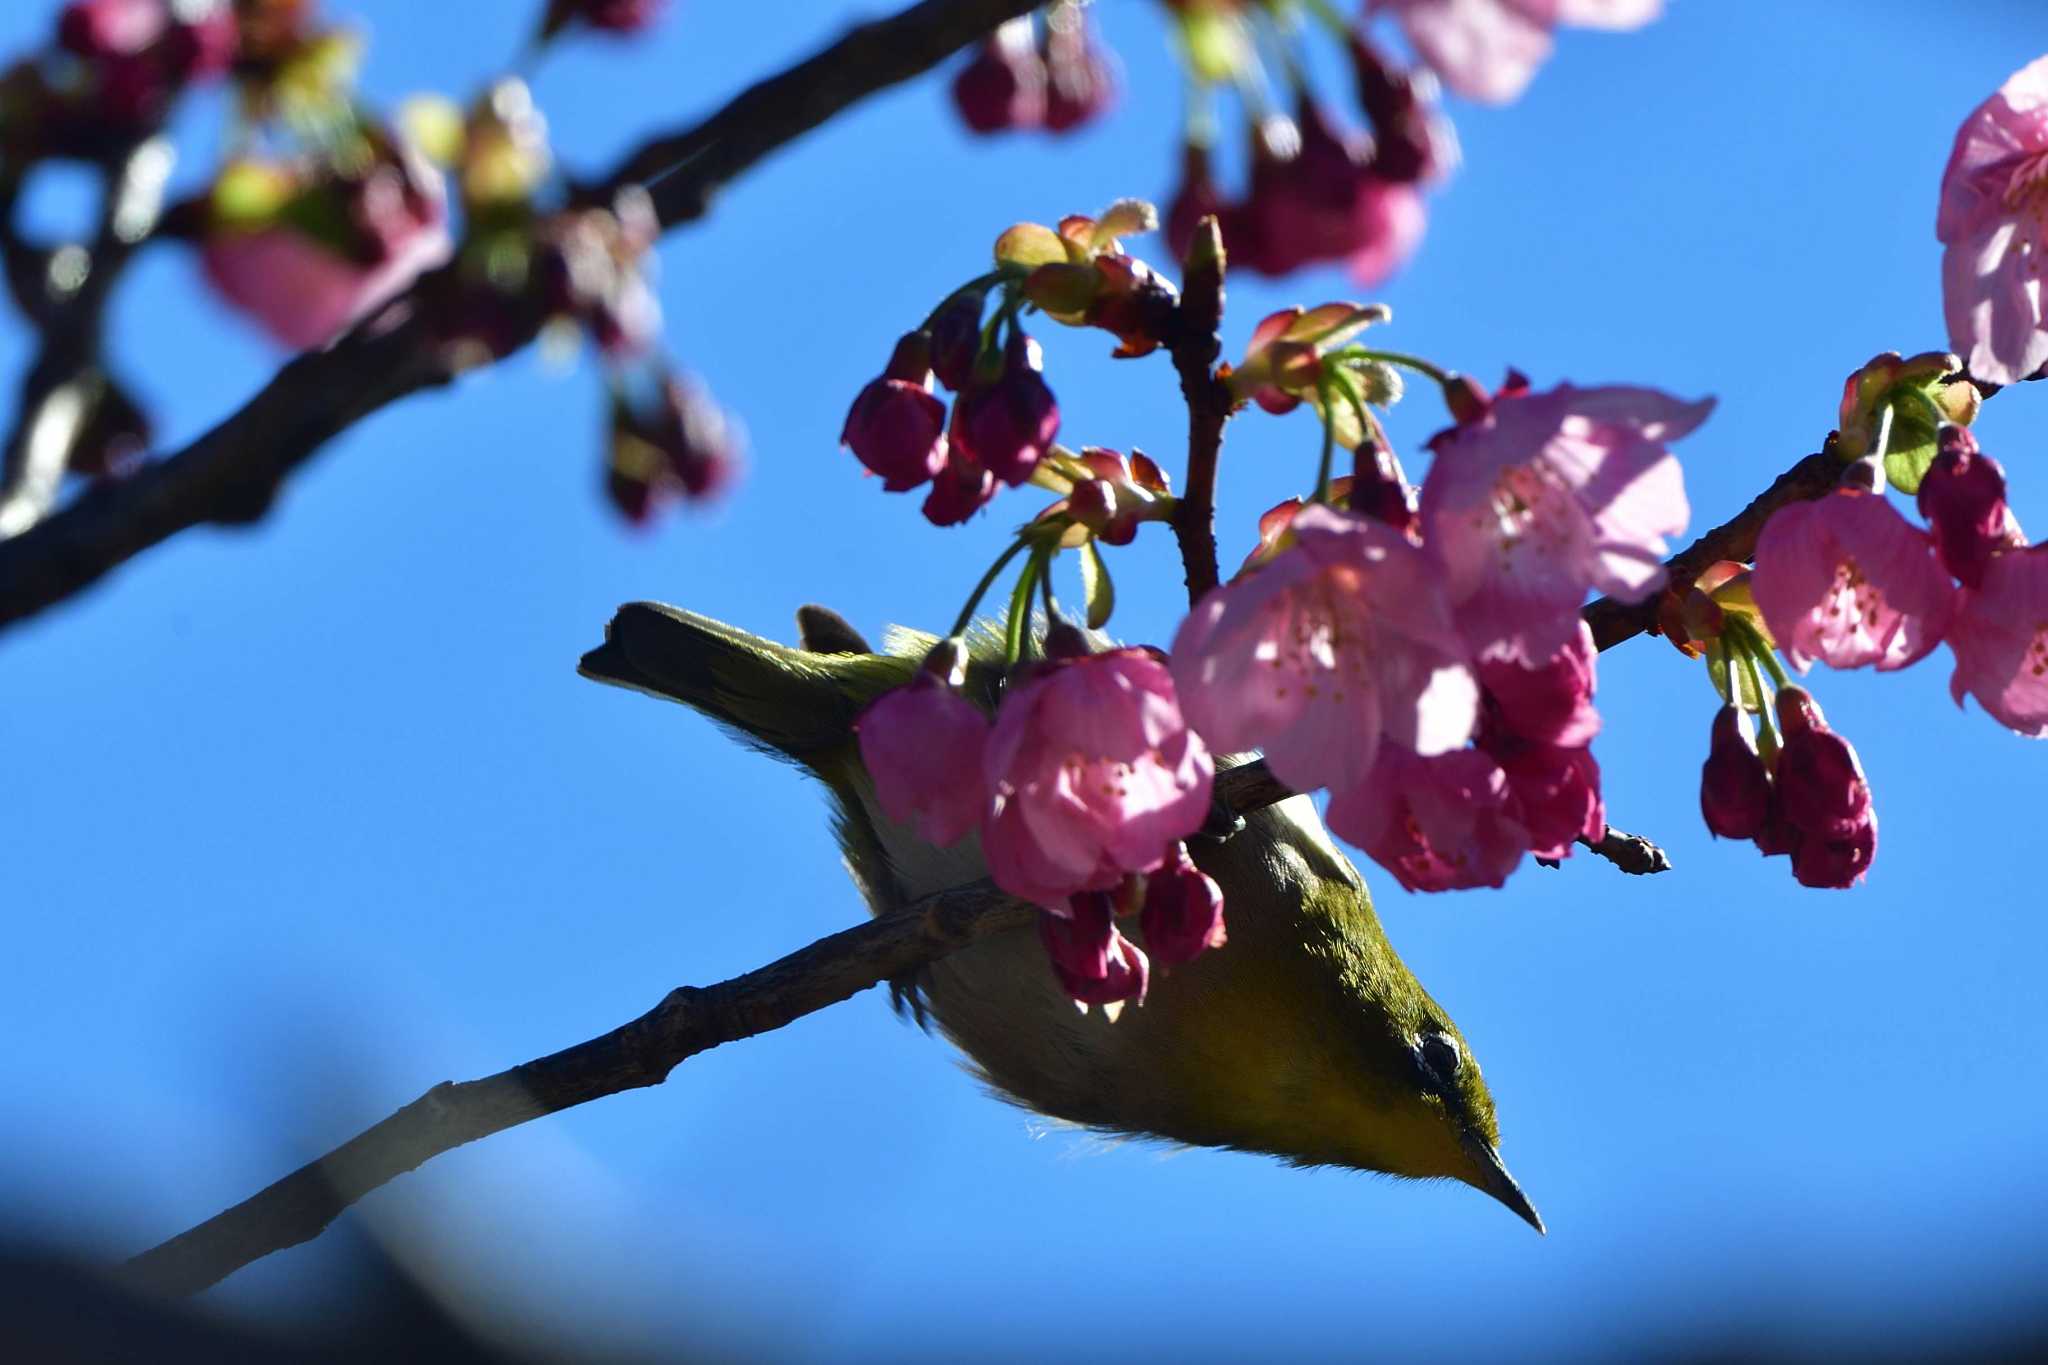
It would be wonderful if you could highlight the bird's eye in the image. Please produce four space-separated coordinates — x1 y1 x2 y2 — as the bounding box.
1418 1032 1463 1080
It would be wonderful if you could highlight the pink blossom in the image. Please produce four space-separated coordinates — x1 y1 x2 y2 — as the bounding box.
1041 4 1117 132
1474 618 1599 746
1138 843 1226 967
1484 734 1602 860
1378 0 1660 106
981 649 1213 910
203 161 451 351
1039 893 1149 1008
855 669 991 847
1750 489 1956 673
1238 105 1427 283
1419 382 1708 662
1325 745 1529 892
1170 505 1478 796
1347 30 1459 186
1937 56 2048 386
1947 543 2048 737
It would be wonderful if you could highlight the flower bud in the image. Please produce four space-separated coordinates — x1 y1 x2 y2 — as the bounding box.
542 0 664 38
927 289 988 393
1773 687 1874 843
948 330 1059 486
1040 1 1115 133
1790 816 1877 890
1139 844 1226 967
1165 141 1226 266
1038 895 1149 1008
1346 30 1456 185
1699 705 1771 840
921 454 997 527
1917 426 2019 589
842 332 947 492
950 19 1046 134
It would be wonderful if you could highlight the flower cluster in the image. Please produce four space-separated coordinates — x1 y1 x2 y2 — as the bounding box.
1751 424 2042 738
1698 686 1877 890
1164 30 1448 284
950 4 1116 137
857 634 1221 1012
1173 362 1707 892
841 202 1178 527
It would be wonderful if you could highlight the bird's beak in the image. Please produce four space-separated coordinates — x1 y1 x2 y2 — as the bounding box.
1461 1132 1545 1235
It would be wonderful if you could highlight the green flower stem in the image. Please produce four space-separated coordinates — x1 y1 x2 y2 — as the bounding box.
1353 349 1455 389
918 267 1019 332
1004 544 1050 664
1312 375 1339 504
948 535 1033 641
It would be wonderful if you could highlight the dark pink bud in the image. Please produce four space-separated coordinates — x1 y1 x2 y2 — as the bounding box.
1773 687 1873 842
1699 705 1771 840
1041 4 1115 133
662 375 737 498
950 24 1046 134
58 0 164 60
842 333 947 492
1917 426 2017 589
1139 844 1226 967
1165 141 1226 265
921 454 997 527
1477 621 1600 747
543 0 665 37
1346 30 1456 185
1039 894 1149 1007
1790 815 1877 890
928 290 988 393
1751 788 1802 859
163 2 236 81
1348 441 1418 536
1443 374 1491 424
949 331 1058 487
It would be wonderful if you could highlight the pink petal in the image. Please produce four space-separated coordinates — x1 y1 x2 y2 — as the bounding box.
1752 490 1957 673
1392 0 1554 105
1947 544 2048 737
1942 216 2048 388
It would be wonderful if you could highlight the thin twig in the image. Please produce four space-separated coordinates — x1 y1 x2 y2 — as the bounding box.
123 883 1035 1299
0 0 1039 634
1166 216 1231 607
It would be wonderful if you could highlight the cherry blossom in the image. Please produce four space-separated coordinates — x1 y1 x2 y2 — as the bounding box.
1936 55 2048 386
1946 543 2048 737
1377 0 1661 106
1325 745 1529 892
855 663 992 848
1750 489 1956 673
1170 505 1478 796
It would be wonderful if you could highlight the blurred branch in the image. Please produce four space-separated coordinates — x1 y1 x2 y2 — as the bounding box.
0 0 1038 635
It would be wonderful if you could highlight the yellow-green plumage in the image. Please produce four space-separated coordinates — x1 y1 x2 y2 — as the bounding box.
579 601 1542 1230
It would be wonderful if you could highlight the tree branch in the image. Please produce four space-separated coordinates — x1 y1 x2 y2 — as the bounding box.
1167 217 1230 607
0 0 1038 635
123 882 1035 1299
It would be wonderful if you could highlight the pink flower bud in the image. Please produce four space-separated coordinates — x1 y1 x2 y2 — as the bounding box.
1038 895 1149 1007
1917 426 2018 589
1790 817 1877 891
921 455 997 527
948 331 1059 487
982 649 1213 909
842 332 947 492
1347 30 1457 185
1165 141 1226 265
543 0 665 37
950 20 1046 134
1773 688 1874 844
927 290 988 393
1139 843 1226 968
855 668 992 848
1041 3 1116 132
1699 705 1770 841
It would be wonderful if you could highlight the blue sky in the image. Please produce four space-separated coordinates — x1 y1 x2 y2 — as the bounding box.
3 1 2046 1358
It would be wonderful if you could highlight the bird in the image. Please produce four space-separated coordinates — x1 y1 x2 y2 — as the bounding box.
578 599 1544 1232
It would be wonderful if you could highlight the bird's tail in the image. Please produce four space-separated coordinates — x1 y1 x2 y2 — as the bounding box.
577 601 914 768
